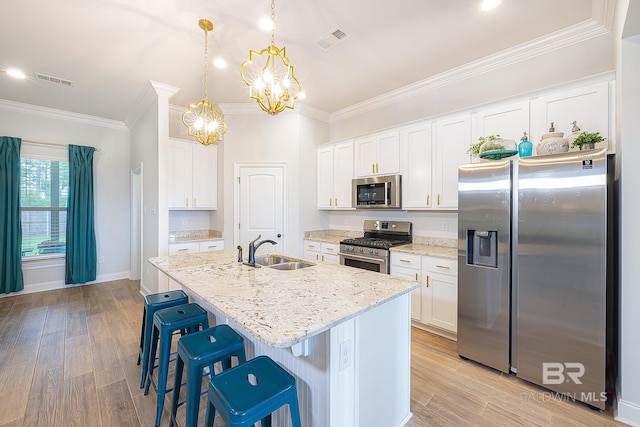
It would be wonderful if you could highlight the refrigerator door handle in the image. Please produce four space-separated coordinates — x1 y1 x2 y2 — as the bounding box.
474 231 491 237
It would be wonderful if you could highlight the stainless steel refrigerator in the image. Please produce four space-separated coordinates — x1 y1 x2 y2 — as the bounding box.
457 148 616 410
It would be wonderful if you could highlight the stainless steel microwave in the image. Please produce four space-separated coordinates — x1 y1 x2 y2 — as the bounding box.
352 174 401 209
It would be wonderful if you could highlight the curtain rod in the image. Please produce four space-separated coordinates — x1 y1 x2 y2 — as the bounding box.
22 138 101 152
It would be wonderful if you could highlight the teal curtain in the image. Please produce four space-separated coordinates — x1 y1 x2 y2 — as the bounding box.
65 144 96 284
0 136 24 294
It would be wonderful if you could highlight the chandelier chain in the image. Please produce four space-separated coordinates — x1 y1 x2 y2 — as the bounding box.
203 25 209 101
270 0 276 47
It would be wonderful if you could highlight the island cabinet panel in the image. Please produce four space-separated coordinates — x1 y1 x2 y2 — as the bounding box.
353 131 400 177
317 141 354 210
168 138 217 210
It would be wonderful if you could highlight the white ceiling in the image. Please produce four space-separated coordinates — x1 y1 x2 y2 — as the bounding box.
0 0 601 122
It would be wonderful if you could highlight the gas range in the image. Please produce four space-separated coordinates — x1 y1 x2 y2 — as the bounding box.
339 220 412 274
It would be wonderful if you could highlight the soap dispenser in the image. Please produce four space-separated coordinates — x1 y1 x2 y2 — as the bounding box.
518 132 533 157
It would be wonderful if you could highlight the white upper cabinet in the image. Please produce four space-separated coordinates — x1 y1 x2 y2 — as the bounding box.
530 81 610 154
354 131 400 177
475 101 530 153
168 138 217 210
400 121 433 209
317 141 354 210
432 114 471 209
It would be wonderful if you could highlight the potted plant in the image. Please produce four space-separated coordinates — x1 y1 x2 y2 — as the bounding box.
468 135 498 158
570 131 605 151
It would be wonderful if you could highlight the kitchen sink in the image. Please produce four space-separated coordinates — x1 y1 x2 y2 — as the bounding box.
269 262 315 271
254 254 293 266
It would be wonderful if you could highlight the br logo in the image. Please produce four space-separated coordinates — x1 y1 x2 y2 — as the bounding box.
542 362 585 385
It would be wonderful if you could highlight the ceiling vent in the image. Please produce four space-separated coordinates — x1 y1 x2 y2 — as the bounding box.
314 27 350 51
34 72 74 87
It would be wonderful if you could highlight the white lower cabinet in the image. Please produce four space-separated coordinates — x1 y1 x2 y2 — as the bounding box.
303 240 340 264
391 252 458 336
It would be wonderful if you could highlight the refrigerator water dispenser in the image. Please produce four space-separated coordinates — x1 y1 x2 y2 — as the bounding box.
467 230 498 268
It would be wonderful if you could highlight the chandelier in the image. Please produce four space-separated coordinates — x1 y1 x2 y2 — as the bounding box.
182 19 227 145
240 0 302 115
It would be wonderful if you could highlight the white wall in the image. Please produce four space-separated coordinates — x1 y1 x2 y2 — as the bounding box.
616 1 640 424
0 100 130 294
220 108 328 257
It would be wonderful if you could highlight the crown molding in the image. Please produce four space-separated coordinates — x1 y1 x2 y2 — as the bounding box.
206 102 330 123
592 0 616 31
330 19 611 123
0 98 127 130
124 80 180 128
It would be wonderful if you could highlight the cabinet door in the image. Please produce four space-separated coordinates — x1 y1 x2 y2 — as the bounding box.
168 139 190 209
377 131 400 175
433 114 471 209
426 273 457 333
333 142 354 209
191 144 217 209
303 240 321 261
476 101 530 148
530 81 609 154
321 243 340 264
354 136 377 177
400 122 433 209
317 146 334 209
390 265 421 321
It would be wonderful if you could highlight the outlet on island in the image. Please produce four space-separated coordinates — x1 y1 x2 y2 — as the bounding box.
339 339 352 371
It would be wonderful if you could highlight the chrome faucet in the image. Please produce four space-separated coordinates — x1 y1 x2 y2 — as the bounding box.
247 234 277 266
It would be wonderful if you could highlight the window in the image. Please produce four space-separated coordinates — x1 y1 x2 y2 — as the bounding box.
20 157 69 258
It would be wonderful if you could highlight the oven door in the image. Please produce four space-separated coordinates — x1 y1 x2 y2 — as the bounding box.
340 252 388 274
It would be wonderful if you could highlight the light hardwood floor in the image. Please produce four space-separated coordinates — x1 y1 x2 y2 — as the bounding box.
0 279 625 426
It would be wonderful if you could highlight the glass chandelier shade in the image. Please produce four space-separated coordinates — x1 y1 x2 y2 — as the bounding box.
240 0 301 115
182 19 227 145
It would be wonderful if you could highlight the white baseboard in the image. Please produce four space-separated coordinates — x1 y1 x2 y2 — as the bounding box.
617 398 640 426
1 271 131 296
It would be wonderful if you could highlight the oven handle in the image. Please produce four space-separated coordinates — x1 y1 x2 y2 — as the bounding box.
339 252 387 265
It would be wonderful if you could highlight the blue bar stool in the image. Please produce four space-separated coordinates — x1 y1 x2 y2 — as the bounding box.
145 303 209 427
205 355 302 427
137 290 189 389
169 325 247 427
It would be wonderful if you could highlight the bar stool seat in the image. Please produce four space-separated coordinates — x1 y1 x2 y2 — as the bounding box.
145 303 209 427
137 290 189 389
170 325 246 427
205 355 301 427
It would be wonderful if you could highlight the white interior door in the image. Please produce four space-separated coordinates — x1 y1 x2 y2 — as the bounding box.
237 165 285 254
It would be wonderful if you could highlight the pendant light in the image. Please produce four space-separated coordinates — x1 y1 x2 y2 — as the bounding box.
182 19 227 145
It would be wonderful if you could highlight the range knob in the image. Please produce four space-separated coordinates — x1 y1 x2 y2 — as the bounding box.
369 248 374 254
373 249 379 255
358 247 364 253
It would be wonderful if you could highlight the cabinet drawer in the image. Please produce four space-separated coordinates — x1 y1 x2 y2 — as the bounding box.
321 243 339 254
390 252 421 269
169 242 199 255
424 257 457 276
199 240 224 252
304 241 321 253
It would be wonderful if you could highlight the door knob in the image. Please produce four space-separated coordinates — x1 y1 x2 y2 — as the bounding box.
277 233 282 238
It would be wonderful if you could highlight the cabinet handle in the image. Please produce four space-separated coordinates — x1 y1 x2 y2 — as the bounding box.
185 198 189 207
415 273 418 281
194 198 197 207
435 264 450 269
330 198 333 207
335 198 338 206
178 248 188 252
372 164 375 173
426 276 430 287
399 259 411 263
208 245 217 249
322 255 325 262
437 194 441 205
308 245 316 248
317 254 319 260
426 195 430 205
376 163 379 173
325 247 334 251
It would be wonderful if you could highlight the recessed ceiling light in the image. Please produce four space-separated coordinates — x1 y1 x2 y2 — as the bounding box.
258 17 273 32
213 58 227 69
480 0 502 11
7 68 26 79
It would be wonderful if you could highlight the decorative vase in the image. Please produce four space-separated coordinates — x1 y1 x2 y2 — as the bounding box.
518 131 532 157
537 122 569 155
566 121 581 147
579 142 596 150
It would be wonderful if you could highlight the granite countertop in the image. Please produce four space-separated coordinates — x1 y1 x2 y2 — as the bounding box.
390 243 458 259
149 250 419 348
304 229 362 245
170 229 223 244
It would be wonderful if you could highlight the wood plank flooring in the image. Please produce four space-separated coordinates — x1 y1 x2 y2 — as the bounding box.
0 279 626 426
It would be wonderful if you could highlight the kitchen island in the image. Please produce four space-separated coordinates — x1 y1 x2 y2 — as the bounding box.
149 249 419 427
